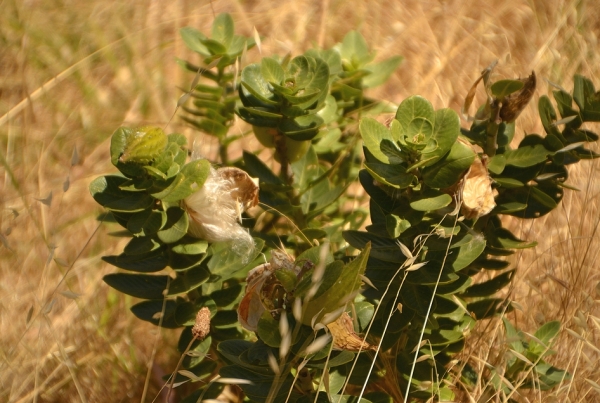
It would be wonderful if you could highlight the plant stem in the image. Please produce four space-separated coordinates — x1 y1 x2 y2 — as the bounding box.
274 131 307 230
274 131 292 184
485 103 501 157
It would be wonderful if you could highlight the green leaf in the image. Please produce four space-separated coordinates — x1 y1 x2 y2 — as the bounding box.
360 117 396 164
256 310 281 347
211 13 234 47
406 117 433 144
279 114 324 141
207 238 265 279
503 317 525 352
466 298 505 320
494 177 524 188
573 74 600 121
219 365 298 403
118 126 168 165
421 108 461 165
187 118 228 138
489 227 537 249
102 248 169 273
380 138 405 164
490 79 524 98
90 175 153 213
168 264 210 295
409 190 452 211
151 159 211 202
487 154 506 175
181 335 213 370
497 122 516 148
340 30 372 67
363 56 403 88
386 214 411 238
291 145 319 192
450 234 486 271
504 144 551 168
401 284 433 316
291 56 329 91
103 273 169 299
573 74 586 111
201 38 227 55
130 299 180 328
395 96 435 130
260 57 284 84
316 95 339 126
281 88 321 105
170 251 205 271
243 151 283 185
364 162 414 189
553 90 582 127
299 244 370 325
180 27 209 55
532 321 560 351
210 283 243 307
124 236 161 255
422 140 475 188
343 231 405 262
157 206 189 244
127 209 167 236
462 270 515 297
241 64 277 105
538 95 562 138
172 238 209 255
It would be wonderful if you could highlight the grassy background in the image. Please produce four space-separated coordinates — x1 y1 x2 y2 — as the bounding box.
1 0 599 401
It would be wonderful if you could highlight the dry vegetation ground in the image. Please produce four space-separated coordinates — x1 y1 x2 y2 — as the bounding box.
1 0 600 402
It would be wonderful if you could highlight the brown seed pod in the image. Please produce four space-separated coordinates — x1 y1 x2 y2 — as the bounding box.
499 71 536 122
185 165 259 260
192 307 211 340
326 312 376 352
461 155 496 220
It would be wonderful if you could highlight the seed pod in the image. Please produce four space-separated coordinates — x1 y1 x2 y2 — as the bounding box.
192 307 211 340
499 71 536 122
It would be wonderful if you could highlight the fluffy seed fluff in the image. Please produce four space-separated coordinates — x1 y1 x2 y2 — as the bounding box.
184 165 259 262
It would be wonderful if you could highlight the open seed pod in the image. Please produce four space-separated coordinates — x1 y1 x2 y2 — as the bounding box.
184 166 259 259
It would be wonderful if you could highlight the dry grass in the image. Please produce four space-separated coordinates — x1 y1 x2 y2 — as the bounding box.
1 0 599 401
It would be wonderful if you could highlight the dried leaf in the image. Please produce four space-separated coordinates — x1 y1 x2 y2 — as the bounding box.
462 60 498 121
60 290 81 300
253 27 262 54
499 71 536 122
63 176 70 192
304 334 332 355
26 306 33 324
36 191 53 207
216 167 259 212
326 312 376 352
71 146 79 166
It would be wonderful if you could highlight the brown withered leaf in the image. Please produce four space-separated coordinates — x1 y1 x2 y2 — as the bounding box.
499 71 536 122
461 155 496 220
237 262 272 332
462 60 498 122
216 167 259 210
326 312 376 352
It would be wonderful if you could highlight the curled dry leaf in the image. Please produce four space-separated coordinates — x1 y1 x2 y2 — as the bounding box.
460 152 496 220
185 166 259 259
326 312 376 352
499 71 536 122
237 250 301 332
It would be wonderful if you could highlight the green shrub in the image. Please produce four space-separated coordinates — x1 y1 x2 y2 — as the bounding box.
90 13 599 402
